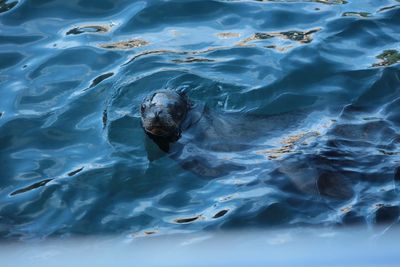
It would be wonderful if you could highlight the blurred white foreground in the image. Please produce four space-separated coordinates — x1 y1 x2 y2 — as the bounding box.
1 227 399 267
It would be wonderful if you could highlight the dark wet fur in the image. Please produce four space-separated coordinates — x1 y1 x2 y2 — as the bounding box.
141 90 327 179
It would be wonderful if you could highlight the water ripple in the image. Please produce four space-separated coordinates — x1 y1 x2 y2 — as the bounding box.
0 0 399 240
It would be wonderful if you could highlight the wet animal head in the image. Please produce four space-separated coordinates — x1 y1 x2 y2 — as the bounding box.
140 90 189 142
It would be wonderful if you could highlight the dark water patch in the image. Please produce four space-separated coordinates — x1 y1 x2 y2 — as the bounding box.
329 120 397 144
99 39 149 50
213 209 229 219
172 57 214 64
316 172 354 200
102 109 108 129
372 50 400 67
143 230 157 235
375 205 400 224
255 203 293 226
67 167 84 176
355 67 400 107
342 210 366 225
0 52 23 69
174 215 202 224
89 72 114 88
10 178 53 196
66 24 110 35
131 229 159 238
0 117 44 151
378 149 400 156
0 0 17 14
378 5 400 13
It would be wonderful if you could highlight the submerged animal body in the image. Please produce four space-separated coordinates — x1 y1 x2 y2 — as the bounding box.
141 90 333 180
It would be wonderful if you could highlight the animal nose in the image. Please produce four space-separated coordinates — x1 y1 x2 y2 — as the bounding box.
154 110 161 118
153 110 162 120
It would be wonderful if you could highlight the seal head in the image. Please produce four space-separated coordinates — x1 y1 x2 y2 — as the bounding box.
140 90 189 142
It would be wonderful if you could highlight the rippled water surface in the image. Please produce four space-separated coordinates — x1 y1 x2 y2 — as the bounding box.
0 0 399 240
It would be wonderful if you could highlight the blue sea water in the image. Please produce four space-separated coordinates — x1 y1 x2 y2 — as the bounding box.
0 0 399 240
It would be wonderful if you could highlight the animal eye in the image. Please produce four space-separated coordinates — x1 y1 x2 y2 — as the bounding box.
141 104 146 112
